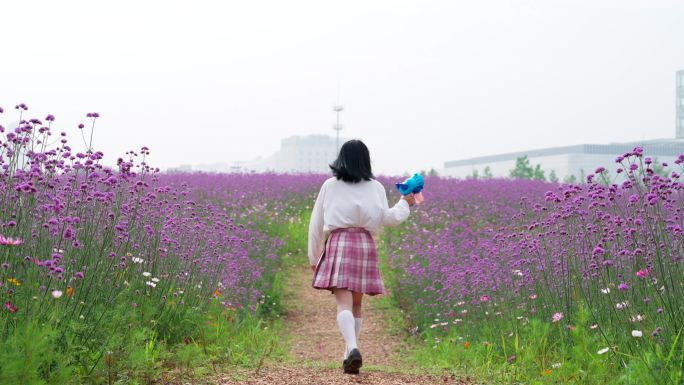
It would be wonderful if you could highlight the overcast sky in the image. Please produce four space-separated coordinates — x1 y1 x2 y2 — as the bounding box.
1 0 683 174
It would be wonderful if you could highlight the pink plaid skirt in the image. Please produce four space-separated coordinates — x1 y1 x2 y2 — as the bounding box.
312 227 386 296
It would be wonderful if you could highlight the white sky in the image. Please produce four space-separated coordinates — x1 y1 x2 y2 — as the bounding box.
1 0 683 175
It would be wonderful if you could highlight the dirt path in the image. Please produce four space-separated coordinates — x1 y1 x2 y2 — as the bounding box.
217 264 471 385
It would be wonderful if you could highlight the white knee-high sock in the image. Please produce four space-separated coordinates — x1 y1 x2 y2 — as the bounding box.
344 317 364 359
355 317 362 341
337 310 357 357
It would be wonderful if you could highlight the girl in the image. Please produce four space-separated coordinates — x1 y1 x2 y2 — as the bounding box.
308 139 415 374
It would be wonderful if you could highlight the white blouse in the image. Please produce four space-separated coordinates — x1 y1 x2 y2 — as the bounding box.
307 177 411 265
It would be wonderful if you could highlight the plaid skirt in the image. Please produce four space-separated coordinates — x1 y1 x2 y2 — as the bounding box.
311 227 386 296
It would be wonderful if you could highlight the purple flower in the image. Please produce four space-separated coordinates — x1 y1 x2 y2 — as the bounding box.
618 283 629 291
592 246 605 257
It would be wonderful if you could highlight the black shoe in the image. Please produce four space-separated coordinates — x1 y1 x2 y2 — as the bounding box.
343 348 362 374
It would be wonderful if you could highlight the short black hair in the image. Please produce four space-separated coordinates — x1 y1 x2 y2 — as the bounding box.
329 139 374 183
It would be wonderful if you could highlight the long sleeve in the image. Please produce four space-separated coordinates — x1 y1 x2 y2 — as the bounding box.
307 182 327 265
381 190 410 227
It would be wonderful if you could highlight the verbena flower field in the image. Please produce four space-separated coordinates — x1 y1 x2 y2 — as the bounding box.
1 105 682 384
384 152 684 384
0 105 325 383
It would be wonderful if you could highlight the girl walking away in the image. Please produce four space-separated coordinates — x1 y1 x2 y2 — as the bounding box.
308 140 415 374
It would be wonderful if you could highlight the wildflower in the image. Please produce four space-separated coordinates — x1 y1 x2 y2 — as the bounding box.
142 272 151 277
601 287 610 294
4 301 18 313
551 362 562 369
146 281 156 288
652 327 662 337
0 235 23 246
590 323 599 329
636 269 649 279
631 314 645 322
479 295 490 302
552 312 563 323
507 355 516 363
132 257 144 264
597 347 610 355
66 286 74 297
592 245 605 256
529 294 537 300
632 330 643 338
463 341 471 349
618 283 629 291
52 290 63 299
7 278 21 286
616 301 629 309
542 369 553 376
151 277 160 283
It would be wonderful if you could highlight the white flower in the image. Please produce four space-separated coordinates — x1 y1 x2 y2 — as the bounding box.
132 257 144 264
597 347 610 355
632 330 643 338
51 290 63 299
551 363 562 369
143 272 151 277
601 288 610 294
512 269 523 277
151 277 160 283
146 281 156 288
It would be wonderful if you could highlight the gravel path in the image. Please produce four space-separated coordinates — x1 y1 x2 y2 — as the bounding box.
217 264 472 385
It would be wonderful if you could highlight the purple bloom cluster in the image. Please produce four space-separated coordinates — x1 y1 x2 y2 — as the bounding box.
0 105 325 348
383 150 683 369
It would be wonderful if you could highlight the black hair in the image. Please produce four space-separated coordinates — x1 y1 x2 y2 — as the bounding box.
329 139 374 183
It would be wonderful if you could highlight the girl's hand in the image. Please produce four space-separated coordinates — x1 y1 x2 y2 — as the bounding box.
402 194 416 207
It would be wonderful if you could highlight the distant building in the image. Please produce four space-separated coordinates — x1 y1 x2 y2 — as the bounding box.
677 70 684 138
274 134 346 173
443 139 684 180
233 134 349 173
443 71 684 180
